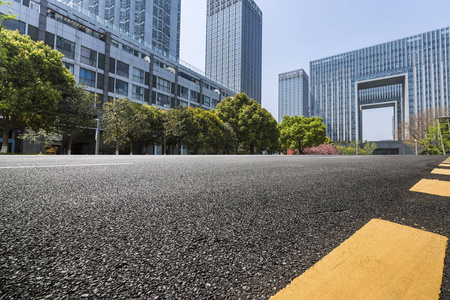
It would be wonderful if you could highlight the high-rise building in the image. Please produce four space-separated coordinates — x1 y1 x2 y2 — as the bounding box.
310 27 450 142
64 0 181 58
278 69 309 123
205 0 262 103
0 0 236 153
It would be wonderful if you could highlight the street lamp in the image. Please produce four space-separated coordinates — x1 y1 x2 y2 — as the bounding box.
95 118 100 155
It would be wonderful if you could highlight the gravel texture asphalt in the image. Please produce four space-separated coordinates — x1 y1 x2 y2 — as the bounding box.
0 155 449 299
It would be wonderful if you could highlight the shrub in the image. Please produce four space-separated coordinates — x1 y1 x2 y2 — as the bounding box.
303 143 339 155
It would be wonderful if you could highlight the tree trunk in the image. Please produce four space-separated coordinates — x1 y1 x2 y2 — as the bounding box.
145 144 149 155
67 134 73 155
116 139 119 155
1 118 11 153
130 142 133 155
163 136 166 155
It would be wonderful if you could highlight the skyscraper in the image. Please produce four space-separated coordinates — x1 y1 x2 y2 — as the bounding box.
70 0 181 58
205 0 262 103
278 69 309 123
310 26 450 142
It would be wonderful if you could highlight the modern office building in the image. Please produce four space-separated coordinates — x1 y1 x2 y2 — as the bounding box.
310 27 450 142
278 69 309 123
0 0 236 153
61 0 181 58
205 0 262 103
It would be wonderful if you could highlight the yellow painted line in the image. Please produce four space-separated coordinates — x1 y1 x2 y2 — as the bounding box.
431 168 450 175
439 163 450 167
410 179 450 197
443 157 450 164
270 219 448 300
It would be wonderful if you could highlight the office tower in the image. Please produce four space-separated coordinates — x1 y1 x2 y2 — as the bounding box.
278 69 309 123
57 0 181 58
205 0 262 103
310 27 450 142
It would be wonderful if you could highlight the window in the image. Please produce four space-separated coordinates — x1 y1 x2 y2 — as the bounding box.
156 77 171 93
203 96 211 107
132 85 144 100
56 36 75 59
80 47 97 67
133 67 144 83
64 62 74 75
98 53 105 70
117 61 129 78
144 89 150 102
122 44 134 55
79 68 96 87
108 77 115 93
3 19 25 34
178 86 188 99
156 93 170 108
190 90 198 102
45 32 55 48
180 100 188 107
97 73 104 89
28 24 39 41
109 58 116 74
116 79 128 96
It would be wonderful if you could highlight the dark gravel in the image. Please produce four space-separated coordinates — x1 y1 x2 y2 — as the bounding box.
0 155 449 299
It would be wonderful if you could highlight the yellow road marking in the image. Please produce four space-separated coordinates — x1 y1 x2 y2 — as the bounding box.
444 157 450 164
431 168 450 175
270 219 448 300
410 179 450 197
439 163 450 167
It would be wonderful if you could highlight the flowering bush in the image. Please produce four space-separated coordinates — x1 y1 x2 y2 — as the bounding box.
303 143 339 155
44 147 58 155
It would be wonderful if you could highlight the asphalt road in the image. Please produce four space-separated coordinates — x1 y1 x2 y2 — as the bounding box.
0 155 449 299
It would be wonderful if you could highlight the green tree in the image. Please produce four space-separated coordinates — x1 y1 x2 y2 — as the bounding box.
101 98 141 155
0 29 75 153
363 141 377 155
171 107 225 154
18 129 60 154
54 86 96 155
162 108 182 155
214 93 280 154
418 121 450 155
136 104 164 154
279 115 327 154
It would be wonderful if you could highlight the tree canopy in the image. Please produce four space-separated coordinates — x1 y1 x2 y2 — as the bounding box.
0 29 77 153
213 93 279 153
279 115 327 154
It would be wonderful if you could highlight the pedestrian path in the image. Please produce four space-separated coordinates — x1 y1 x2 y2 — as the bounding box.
270 219 448 300
410 157 450 197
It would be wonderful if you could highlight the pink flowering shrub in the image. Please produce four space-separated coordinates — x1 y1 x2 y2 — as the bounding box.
303 143 339 155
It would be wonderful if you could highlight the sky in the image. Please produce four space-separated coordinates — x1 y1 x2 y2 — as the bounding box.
362 107 394 141
180 0 450 123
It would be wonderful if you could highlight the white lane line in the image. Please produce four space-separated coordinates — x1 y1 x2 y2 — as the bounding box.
0 163 133 169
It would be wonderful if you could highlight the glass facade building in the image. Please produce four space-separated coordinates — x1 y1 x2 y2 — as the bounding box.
1 0 235 111
278 69 309 123
310 27 450 142
205 0 262 103
49 0 181 58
